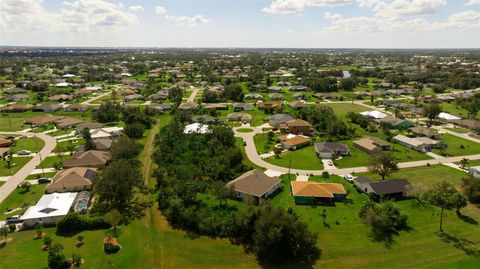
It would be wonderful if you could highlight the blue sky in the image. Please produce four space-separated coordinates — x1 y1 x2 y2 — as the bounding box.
1 0 479 48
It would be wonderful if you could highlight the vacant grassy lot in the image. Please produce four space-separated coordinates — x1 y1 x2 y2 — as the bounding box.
441 102 468 118
253 133 276 154
432 134 480 157
319 103 369 119
0 116 30 131
0 184 45 217
11 137 44 153
39 155 72 168
0 157 31 176
265 145 324 170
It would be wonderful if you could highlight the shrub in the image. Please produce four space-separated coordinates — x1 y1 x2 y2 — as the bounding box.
56 213 110 235
104 243 121 254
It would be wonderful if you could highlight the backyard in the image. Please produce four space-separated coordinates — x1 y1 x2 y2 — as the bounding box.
432 134 480 157
265 145 324 170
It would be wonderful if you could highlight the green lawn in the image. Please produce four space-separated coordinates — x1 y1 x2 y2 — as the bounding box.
0 157 32 176
0 116 30 131
0 184 46 218
265 145 324 170
235 138 264 171
25 172 57 180
236 128 254 133
319 103 369 120
432 134 480 157
441 102 468 118
445 127 471 134
39 155 72 168
253 133 276 154
54 138 85 151
11 137 45 153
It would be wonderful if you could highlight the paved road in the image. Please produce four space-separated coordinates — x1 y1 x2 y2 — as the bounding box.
233 126 480 177
187 87 201 103
0 132 56 204
81 90 112 105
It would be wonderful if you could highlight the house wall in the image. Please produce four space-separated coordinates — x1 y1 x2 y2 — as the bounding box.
46 184 91 194
23 216 61 228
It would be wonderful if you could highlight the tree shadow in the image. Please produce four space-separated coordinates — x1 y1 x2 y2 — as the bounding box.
436 232 480 257
456 211 479 225
368 225 413 249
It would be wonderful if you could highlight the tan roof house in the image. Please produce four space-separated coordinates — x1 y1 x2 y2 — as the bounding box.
63 150 111 168
226 169 281 203
46 167 97 193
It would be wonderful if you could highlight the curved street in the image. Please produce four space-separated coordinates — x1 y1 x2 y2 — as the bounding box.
0 132 57 203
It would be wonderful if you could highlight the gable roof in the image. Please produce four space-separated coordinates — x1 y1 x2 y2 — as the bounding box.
227 169 281 197
46 167 97 193
287 119 311 127
291 181 346 198
63 150 111 167
369 179 410 195
314 142 349 153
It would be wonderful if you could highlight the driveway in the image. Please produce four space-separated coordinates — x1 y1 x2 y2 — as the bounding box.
187 87 201 103
0 132 57 203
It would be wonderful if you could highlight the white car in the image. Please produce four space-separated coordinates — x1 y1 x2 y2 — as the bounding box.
327 161 333 166
17 150 32 155
343 174 355 183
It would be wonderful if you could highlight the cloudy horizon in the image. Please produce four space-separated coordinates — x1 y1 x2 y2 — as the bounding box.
1 0 479 48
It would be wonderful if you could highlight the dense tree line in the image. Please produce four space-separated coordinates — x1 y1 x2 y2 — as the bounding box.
298 106 351 139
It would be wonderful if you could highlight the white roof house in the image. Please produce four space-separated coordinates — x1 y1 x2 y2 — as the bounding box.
62 74 76 78
120 73 132 77
394 134 437 151
55 82 72 87
21 192 78 227
184 123 210 134
90 127 123 139
360 110 387 119
438 112 461 120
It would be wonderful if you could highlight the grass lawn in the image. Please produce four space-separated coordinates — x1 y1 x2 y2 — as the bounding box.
319 103 369 120
270 168 480 269
54 138 85 151
0 157 32 176
253 133 276 154
265 146 324 170
441 102 468 118
0 116 30 131
39 155 72 168
0 184 46 217
445 127 471 134
25 172 57 180
235 138 264 171
11 137 45 153
236 128 254 133
432 133 480 157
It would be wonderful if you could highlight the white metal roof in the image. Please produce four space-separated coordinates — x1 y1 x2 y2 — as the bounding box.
184 123 210 134
21 192 78 221
360 110 387 119
438 112 460 120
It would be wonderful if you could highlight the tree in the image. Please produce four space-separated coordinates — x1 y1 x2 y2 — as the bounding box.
67 141 76 156
43 236 53 248
368 151 399 180
424 181 468 232
212 182 234 207
124 123 146 139
107 209 122 231
93 102 119 123
273 147 282 158
462 177 480 204
19 181 31 193
436 140 448 156
0 226 8 243
76 234 84 246
168 86 184 103
71 253 83 267
47 243 70 269
110 136 142 162
81 128 95 151
459 158 470 170
423 103 442 125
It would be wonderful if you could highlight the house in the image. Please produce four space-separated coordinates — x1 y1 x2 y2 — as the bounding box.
178 102 199 110
268 114 294 127
0 136 13 147
289 85 309 92
184 123 210 134
288 100 306 109
393 134 438 152
55 82 72 87
75 122 104 134
360 110 387 119
438 112 461 121
89 127 123 139
258 102 282 110
149 103 172 112
245 93 263 101
353 177 410 198
293 93 306 100
77 138 112 151
55 117 85 129
20 192 78 227
376 116 415 129
291 181 347 204
353 137 391 154
33 103 62 112
409 126 440 139
25 115 66 127
233 103 254 111
147 92 168 101
64 104 88 112
124 93 143 101
0 104 33 112
281 119 312 135
49 94 72 102
3 87 27 94
191 114 217 124
449 119 480 130
227 112 252 124
314 142 350 159
468 166 480 178
226 170 281 203
63 150 112 168
9 94 29 102
278 134 311 150
269 93 284 100
203 103 228 110
46 167 96 193
267 86 282 92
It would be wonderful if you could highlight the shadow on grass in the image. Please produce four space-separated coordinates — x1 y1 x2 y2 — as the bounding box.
368 225 413 249
456 211 479 225
436 231 480 257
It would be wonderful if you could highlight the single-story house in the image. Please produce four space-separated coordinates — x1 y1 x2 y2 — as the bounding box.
3 87 27 94
0 136 13 148
449 119 480 130
191 115 217 124
226 169 281 203
178 102 199 110
0 104 33 112
376 116 415 129
269 93 285 100
267 86 282 92
280 119 312 135
49 94 72 102
203 103 228 110
360 110 387 119
9 94 29 102
289 85 309 92
77 138 112 151
124 93 143 101
288 100 306 109
268 114 294 127
245 93 263 101
393 134 437 152
149 103 172 112
33 103 62 112
184 123 210 134
409 126 440 139
258 102 282 110
25 115 65 127
75 122 104 134
20 192 78 227
353 177 410 198
64 104 88 112
438 112 461 121
63 150 112 168
233 103 254 111
291 181 347 204
278 134 311 150
55 117 85 129
314 142 350 159
227 112 252 124
353 137 391 154
46 167 97 193
468 166 480 178
89 127 123 139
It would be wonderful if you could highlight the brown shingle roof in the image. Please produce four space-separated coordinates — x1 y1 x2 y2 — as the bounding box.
63 150 111 168
46 167 96 193
226 170 281 197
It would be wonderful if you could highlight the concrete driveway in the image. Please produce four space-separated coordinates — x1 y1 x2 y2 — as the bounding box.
0 132 57 203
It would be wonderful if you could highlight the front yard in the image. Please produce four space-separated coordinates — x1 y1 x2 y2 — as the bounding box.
265 145 324 170
432 134 480 157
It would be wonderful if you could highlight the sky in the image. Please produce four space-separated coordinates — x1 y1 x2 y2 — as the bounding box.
1 0 479 48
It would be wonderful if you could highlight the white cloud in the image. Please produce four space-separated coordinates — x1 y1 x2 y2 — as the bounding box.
466 0 480 5
155 5 167 15
285 29 296 34
129 5 144 12
0 0 137 33
262 0 351 14
356 0 380 7
373 0 447 18
319 9 480 34
165 15 213 27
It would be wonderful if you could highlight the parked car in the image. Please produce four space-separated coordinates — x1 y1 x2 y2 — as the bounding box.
37 178 51 184
17 150 32 155
327 161 333 166
243 141 247 146
6 215 22 224
343 174 355 183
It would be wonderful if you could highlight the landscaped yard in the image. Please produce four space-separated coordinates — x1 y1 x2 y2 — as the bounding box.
54 138 85 151
432 133 480 157
11 137 44 153
236 128 254 133
0 157 32 176
39 155 72 168
253 133 276 154
25 172 57 180
265 146 324 170
0 184 46 217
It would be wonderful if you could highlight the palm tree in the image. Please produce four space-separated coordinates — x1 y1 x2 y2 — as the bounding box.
459 158 469 170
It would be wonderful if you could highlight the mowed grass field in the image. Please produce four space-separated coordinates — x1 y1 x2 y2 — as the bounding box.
265 145 325 170
432 133 480 157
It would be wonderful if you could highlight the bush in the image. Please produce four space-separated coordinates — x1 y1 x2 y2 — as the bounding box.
8 224 15 232
104 243 121 254
56 213 110 235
